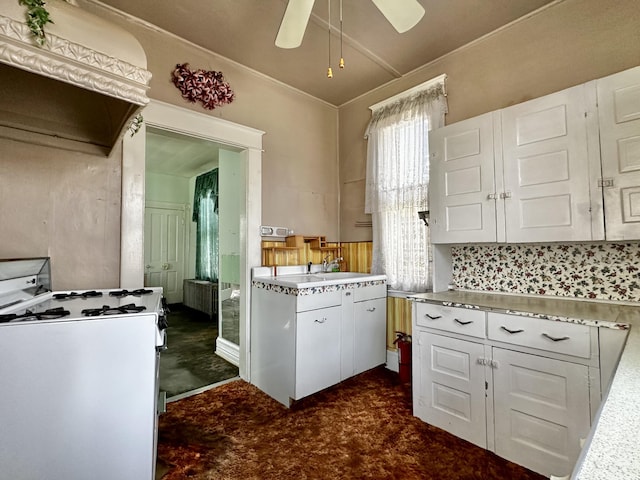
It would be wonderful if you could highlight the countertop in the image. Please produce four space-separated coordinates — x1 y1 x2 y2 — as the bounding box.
251 265 386 291
409 290 640 479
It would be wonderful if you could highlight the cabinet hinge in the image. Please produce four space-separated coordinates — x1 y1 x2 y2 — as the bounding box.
485 381 488 390
478 357 499 368
598 178 614 188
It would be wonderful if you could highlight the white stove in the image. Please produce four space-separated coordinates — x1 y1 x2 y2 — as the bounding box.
0 258 168 480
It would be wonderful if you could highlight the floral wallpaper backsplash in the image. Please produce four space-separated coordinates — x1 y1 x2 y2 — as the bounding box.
451 243 640 303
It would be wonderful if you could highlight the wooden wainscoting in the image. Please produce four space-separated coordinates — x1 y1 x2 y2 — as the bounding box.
261 240 342 267
340 241 372 273
261 240 372 273
386 295 413 351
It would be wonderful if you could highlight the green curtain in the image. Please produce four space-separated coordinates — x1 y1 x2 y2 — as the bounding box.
193 169 219 281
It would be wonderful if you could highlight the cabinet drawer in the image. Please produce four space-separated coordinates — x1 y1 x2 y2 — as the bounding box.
487 312 591 358
296 291 342 312
415 303 486 339
353 283 387 302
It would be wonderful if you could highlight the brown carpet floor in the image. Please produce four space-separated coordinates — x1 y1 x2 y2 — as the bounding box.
157 367 546 480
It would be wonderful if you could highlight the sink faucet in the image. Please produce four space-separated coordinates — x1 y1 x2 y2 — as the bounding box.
323 255 343 273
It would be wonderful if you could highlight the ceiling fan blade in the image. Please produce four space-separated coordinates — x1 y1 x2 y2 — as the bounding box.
371 0 425 33
275 0 316 49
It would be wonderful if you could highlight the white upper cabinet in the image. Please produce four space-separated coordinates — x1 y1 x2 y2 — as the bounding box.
597 66 640 240
429 112 498 243
501 85 597 242
430 65 640 244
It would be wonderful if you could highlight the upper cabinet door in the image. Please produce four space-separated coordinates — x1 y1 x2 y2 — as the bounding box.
597 66 640 240
501 85 596 243
429 112 498 243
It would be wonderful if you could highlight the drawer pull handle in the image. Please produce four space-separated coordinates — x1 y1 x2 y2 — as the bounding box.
367 307 376 312
500 326 524 334
542 333 570 342
454 318 473 326
314 318 327 324
425 314 442 320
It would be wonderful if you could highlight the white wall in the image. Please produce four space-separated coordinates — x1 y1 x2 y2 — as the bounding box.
145 172 190 205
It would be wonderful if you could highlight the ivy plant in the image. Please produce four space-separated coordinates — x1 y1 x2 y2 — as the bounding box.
19 0 53 46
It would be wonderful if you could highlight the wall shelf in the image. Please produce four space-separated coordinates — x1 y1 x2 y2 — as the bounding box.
261 235 341 266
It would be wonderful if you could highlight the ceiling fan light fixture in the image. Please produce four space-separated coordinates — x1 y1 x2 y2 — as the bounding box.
275 0 315 48
371 0 425 33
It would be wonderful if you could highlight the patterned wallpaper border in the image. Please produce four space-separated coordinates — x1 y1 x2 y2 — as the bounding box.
451 243 640 303
252 279 386 297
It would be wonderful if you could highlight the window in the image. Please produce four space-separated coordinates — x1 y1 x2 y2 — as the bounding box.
365 80 447 292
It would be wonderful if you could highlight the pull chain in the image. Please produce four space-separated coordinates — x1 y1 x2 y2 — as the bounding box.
327 0 333 78
339 0 345 69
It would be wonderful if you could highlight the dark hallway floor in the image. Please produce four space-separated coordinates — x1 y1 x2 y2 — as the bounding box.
160 304 239 399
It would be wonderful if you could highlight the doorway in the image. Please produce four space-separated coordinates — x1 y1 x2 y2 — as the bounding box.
144 126 241 397
120 99 264 386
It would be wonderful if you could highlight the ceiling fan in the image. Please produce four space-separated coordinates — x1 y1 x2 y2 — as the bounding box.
275 0 426 49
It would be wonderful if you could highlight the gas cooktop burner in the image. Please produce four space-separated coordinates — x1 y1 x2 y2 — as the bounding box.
108 289 153 297
53 290 103 300
81 304 147 317
0 307 71 323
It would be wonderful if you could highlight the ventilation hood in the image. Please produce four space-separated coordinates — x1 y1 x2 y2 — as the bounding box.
0 0 151 155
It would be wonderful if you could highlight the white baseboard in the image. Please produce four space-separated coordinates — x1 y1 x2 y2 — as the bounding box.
215 337 240 366
386 349 399 372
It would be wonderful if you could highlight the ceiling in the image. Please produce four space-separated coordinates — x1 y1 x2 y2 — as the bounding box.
95 0 555 106
146 127 223 178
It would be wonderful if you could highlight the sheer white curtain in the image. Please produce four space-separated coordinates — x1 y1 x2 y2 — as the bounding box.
365 84 447 292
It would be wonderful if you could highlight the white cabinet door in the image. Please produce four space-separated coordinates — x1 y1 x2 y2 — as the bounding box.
501 85 596 242
492 348 591 478
414 331 487 448
429 112 498 243
353 297 386 375
295 305 341 400
597 66 640 240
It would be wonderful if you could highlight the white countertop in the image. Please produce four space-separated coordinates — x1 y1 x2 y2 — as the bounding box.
409 290 640 479
572 306 640 480
252 265 386 289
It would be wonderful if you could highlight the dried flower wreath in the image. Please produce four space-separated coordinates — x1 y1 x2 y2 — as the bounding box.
171 63 235 110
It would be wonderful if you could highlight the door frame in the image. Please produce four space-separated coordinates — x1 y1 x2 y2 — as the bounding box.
121 99 264 381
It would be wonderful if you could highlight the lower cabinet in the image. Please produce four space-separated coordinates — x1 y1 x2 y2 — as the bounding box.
413 302 599 478
251 282 387 407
